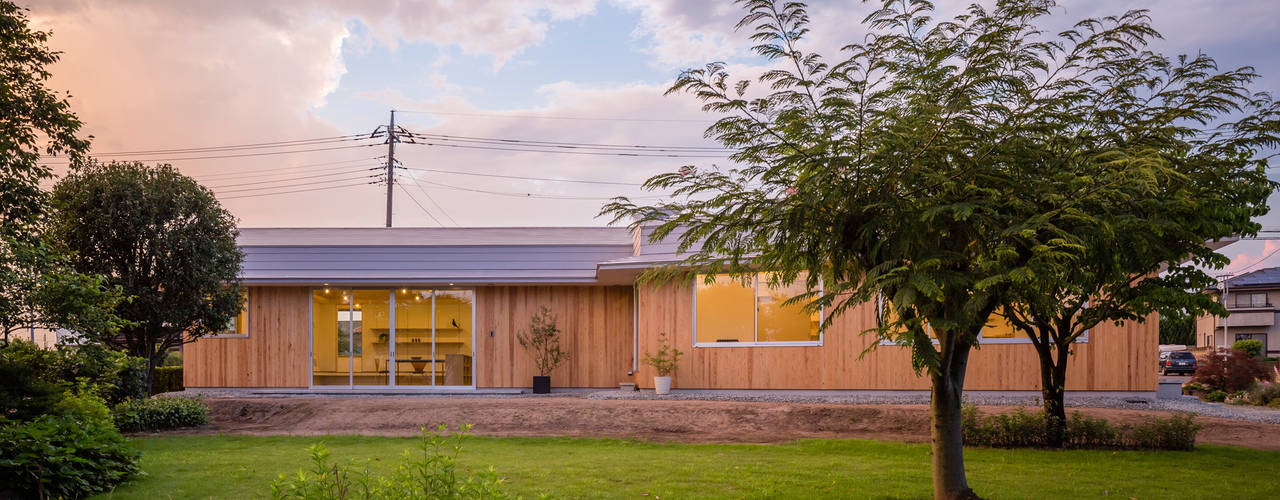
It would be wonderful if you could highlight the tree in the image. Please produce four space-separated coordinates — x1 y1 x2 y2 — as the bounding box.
50 161 245 391
602 1 1267 497
1159 314 1196 346
0 1 127 344
991 6 1277 446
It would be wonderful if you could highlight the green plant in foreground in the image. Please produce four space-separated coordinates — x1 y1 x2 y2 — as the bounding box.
271 424 514 500
961 404 1200 450
112 396 209 433
642 332 683 377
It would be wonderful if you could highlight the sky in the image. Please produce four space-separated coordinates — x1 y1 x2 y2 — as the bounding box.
24 0 1280 274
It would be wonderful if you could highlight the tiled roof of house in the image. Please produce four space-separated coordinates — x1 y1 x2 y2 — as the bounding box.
1226 266 1280 288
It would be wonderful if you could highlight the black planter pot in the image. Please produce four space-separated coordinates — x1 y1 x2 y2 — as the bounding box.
532 376 551 394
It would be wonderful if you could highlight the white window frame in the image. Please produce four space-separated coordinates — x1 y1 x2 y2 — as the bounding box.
692 273 824 348
876 294 1089 345
206 288 250 339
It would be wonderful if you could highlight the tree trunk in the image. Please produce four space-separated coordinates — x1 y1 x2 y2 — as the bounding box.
931 341 979 500
1041 342 1070 447
144 353 158 396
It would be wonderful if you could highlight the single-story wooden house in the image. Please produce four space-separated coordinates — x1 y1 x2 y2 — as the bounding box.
184 226 1157 396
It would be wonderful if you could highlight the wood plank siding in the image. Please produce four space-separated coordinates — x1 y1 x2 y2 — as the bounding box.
635 282 1158 392
184 286 311 388
475 286 634 388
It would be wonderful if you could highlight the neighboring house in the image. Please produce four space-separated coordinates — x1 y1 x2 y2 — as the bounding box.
184 226 1157 397
1196 267 1280 357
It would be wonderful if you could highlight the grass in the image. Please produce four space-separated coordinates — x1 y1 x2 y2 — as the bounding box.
96 434 1279 499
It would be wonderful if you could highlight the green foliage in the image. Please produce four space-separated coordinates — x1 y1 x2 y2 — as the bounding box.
0 339 147 420
151 366 184 394
1204 390 1227 402
0 389 141 499
1160 315 1197 346
515 306 569 377
112 396 208 433
642 331 683 377
50 161 244 390
1192 349 1270 392
1246 382 1280 407
962 405 1199 450
270 424 513 500
1232 339 1264 359
161 350 182 367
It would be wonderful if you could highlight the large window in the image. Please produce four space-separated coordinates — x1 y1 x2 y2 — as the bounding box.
693 273 821 346
876 299 1089 345
1233 293 1268 308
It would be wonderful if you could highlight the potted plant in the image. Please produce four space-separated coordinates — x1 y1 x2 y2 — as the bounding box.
516 306 569 394
643 332 683 395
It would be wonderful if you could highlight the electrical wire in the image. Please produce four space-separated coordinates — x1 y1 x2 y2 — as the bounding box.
90 135 372 157
394 109 711 123
404 141 726 158
212 173 382 194
396 183 444 227
417 178 664 201
1230 245 1280 275
396 165 643 186
193 157 384 180
220 181 378 200
402 131 731 152
396 172 459 226
204 167 379 189
39 143 380 163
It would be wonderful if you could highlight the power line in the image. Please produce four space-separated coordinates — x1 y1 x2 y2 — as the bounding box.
1231 245 1280 274
394 109 711 123
39 143 380 163
402 131 731 152
397 165 644 186
396 183 444 226
397 172 458 226
193 157 383 180
204 167 379 189
417 178 664 201
220 181 378 200
403 141 726 158
90 134 371 156
212 173 382 194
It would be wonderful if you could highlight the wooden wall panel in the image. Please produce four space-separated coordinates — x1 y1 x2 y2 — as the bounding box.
475 286 634 388
635 283 1158 392
183 286 311 388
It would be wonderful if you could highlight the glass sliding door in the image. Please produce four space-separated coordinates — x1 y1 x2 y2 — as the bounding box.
312 287 473 388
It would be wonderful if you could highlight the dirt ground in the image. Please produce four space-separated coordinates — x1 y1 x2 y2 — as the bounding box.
167 396 1280 451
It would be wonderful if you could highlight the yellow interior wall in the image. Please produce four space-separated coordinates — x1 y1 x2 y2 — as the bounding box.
695 275 755 342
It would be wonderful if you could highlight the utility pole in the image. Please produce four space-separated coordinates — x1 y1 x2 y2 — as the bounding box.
384 110 397 227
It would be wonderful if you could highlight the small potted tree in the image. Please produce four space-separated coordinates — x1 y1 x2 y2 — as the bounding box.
643 332 683 395
517 306 569 394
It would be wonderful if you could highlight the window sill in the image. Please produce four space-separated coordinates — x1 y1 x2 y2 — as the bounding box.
204 333 249 339
694 340 823 348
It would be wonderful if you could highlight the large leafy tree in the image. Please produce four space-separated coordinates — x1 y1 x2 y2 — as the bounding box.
602 1 1271 497
51 161 245 390
0 1 127 343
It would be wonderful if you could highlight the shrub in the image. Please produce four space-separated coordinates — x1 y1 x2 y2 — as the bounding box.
1248 382 1280 406
962 405 1199 450
1191 348 1269 392
0 391 140 499
643 331 684 377
0 339 146 421
271 424 512 500
1232 339 1264 359
151 366 184 394
161 350 183 367
1204 390 1227 402
112 396 209 433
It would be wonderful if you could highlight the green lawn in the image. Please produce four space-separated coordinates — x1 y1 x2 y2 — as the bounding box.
96 435 1277 499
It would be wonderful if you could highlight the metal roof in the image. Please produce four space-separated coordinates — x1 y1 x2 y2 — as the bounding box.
237 227 632 247
236 227 636 284
1226 267 1280 289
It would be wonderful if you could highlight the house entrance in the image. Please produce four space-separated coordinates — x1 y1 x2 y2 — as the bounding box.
310 288 474 388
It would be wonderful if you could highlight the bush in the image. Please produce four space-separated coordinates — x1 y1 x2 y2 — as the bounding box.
1204 390 1227 402
1191 348 1269 392
1232 339 1264 359
1248 382 1280 406
962 405 1200 450
0 390 141 499
151 366 184 395
161 350 182 367
0 339 147 421
270 424 512 500
112 396 209 433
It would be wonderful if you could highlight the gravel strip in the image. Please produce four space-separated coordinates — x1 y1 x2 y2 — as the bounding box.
587 390 1280 425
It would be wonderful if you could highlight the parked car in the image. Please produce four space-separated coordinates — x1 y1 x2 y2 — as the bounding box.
1159 351 1197 375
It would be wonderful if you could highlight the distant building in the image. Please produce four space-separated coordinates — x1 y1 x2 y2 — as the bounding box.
1197 267 1280 356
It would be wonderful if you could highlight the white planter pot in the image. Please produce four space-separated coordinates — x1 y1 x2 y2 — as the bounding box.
654 376 672 395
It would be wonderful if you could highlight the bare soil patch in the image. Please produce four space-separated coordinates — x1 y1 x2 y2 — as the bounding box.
180 396 1280 450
